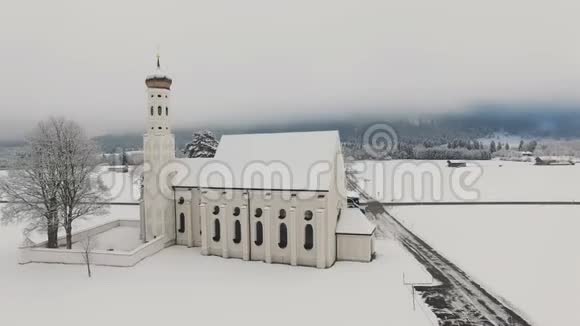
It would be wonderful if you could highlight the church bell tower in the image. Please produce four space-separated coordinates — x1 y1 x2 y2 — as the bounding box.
141 53 176 243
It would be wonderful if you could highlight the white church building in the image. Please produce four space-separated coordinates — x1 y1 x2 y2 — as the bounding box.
140 58 375 268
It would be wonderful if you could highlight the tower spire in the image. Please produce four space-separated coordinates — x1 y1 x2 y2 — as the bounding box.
156 52 161 70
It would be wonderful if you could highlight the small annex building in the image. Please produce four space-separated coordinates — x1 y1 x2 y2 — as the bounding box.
336 208 376 262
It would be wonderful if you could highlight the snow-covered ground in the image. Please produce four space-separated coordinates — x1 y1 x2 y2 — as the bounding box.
22 204 140 245
390 205 580 326
0 221 434 326
351 160 580 202
71 226 141 251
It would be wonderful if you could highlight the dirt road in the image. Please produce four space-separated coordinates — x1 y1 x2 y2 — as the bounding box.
366 201 532 326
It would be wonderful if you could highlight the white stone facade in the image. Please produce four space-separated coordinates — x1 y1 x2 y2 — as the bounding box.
140 61 375 268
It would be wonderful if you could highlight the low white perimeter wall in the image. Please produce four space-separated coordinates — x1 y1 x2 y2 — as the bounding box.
18 220 169 267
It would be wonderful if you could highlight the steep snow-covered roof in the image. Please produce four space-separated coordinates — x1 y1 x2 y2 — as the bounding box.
336 208 376 235
213 131 341 190
173 131 342 190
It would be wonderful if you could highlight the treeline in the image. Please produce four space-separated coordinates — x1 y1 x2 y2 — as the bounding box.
342 141 492 160
414 148 491 160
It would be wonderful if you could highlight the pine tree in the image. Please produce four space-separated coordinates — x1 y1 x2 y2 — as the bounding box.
183 130 219 158
518 140 525 151
505 143 510 150
526 140 538 152
121 148 128 166
490 141 496 153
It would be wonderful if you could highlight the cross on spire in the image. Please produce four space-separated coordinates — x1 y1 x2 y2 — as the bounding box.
156 52 161 70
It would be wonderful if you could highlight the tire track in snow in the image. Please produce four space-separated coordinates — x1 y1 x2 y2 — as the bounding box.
347 175 532 325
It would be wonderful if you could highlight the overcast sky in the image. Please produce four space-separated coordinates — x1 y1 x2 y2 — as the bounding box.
1 0 579 140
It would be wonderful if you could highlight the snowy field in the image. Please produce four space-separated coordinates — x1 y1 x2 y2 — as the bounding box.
390 205 580 326
351 160 580 202
97 166 141 203
0 210 435 326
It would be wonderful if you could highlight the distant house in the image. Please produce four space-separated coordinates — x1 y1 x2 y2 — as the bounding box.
447 160 467 168
108 165 129 173
534 157 575 166
521 151 534 157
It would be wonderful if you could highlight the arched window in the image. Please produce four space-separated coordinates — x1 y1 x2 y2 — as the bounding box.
233 220 242 244
150 106 154 116
178 213 185 233
158 106 162 115
213 206 220 215
279 209 286 219
255 208 263 217
304 225 314 250
165 107 168 115
212 219 221 242
278 223 288 249
233 207 240 216
254 221 263 246
178 197 185 205
304 210 313 221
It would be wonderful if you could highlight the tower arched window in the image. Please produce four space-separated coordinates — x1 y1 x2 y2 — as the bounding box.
304 224 314 250
233 220 242 244
166 107 168 115
158 106 162 115
278 223 288 249
254 221 263 246
304 210 313 221
212 219 221 242
150 106 154 116
178 213 185 233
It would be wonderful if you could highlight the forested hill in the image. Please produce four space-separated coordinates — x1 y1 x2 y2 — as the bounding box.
91 108 580 153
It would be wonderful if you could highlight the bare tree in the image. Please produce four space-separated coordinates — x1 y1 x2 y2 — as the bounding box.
51 117 109 249
0 120 63 248
80 234 96 278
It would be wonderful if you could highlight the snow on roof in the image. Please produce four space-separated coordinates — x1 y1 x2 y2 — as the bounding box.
336 208 376 235
174 131 341 190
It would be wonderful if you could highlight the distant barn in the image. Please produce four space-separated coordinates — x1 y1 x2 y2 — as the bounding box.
534 157 575 166
447 160 467 168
